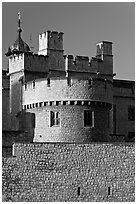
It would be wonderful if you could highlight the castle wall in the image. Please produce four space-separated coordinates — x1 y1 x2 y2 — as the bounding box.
2 131 33 148
113 80 135 141
24 53 49 73
2 143 135 202
66 55 113 75
22 76 113 142
48 50 65 71
26 105 111 142
2 90 10 130
9 72 23 130
2 73 10 130
22 77 113 105
113 97 134 136
9 54 24 74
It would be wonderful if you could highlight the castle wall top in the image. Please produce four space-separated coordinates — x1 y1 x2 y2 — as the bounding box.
9 52 49 75
24 53 49 73
38 30 64 56
8 29 113 77
96 41 113 57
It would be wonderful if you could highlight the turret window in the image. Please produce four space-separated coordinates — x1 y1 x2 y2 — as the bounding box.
25 83 27 90
47 78 50 87
33 80 35 88
84 110 94 127
50 111 60 127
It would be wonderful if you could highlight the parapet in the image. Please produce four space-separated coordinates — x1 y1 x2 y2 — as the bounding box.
96 41 113 57
24 53 49 73
8 52 49 75
65 54 100 73
48 30 64 39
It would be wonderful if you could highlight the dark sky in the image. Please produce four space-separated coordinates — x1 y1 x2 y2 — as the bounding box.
2 2 135 80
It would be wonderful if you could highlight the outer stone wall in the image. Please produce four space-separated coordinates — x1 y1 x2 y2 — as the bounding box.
2 143 134 202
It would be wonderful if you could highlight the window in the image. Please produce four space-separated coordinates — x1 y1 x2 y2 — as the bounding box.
78 187 80 196
88 78 92 86
47 78 50 87
108 187 111 196
33 80 35 88
50 111 60 127
128 106 135 121
25 83 27 90
67 77 71 86
84 110 94 127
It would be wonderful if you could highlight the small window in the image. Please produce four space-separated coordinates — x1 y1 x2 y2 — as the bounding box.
84 110 94 127
33 80 35 88
78 187 80 196
67 77 71 86
88 78 92 86
47 78 50 87
25 83 27 90
128 106 135 121
108 187 111 195
50 111 60 127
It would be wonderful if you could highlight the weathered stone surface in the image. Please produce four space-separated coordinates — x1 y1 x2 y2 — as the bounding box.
2 143 135 202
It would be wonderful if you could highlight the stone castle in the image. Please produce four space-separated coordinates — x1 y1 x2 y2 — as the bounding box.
3 13 135 144
2 13 135 202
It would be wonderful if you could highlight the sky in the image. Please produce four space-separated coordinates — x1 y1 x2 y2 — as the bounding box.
2 2 135 80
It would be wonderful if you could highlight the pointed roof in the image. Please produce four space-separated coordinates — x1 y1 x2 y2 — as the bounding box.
5 12 31 56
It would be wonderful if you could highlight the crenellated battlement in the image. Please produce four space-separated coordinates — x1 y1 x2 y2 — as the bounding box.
9 52 49 75
24 52 49 61
9 53 24 74
37 30 113 76
39 30 63 40
64 49 113 75
47 30 64 40
64 54 104 74
38 30 64 56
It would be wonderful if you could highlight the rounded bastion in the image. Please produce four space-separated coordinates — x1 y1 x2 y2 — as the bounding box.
22 75 113 142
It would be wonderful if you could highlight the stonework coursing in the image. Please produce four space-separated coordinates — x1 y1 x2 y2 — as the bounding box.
2 143 135 202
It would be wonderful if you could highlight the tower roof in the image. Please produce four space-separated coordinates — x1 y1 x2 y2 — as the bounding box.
5 12 31 56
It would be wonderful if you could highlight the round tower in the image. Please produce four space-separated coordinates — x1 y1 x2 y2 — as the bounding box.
22 32 113 142
5 13 113 141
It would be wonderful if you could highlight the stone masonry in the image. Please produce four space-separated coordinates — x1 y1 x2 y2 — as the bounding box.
2 143 135 202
